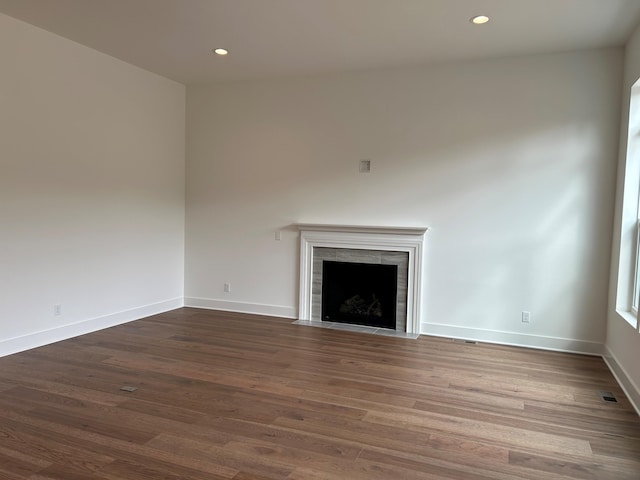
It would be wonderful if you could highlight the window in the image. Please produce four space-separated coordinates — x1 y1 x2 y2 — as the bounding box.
615 79 640 330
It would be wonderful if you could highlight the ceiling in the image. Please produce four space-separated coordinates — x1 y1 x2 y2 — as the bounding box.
0 0 639 85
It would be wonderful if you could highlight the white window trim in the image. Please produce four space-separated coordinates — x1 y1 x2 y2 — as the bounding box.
632 219 640 317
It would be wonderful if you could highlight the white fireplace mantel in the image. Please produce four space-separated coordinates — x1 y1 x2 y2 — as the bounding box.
296 224 428 334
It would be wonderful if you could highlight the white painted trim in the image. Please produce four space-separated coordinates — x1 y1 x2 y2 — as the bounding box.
297 225 427 334
294 224 428 236
184 297 297 319
603 345 640 417
421 322 603 356
0 298 184 358
615 308 639 329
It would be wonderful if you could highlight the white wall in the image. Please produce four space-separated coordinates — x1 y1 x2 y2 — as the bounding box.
185 49 622 353
606 21 640 413
0 13 186 355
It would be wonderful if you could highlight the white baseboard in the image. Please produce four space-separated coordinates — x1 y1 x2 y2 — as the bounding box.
421 322 603 355
603 345 640 417
0 297 184 358
184 297 297 319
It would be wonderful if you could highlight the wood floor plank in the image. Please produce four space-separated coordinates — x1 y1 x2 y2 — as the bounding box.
232 472 282 480
97 457 231 480
508 450 628 480
0 404 239 479
27 464 113 480
146 433 293 479
0 307 637 479
0 414 115 476
363 408 594 456
206 417 363 460
0 450 50 479
272 406 432 454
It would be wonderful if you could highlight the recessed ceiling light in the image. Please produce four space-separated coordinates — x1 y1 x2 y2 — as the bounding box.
470 15 490 25
213 48 229 56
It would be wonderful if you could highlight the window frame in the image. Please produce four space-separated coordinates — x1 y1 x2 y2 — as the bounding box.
633 219 640 316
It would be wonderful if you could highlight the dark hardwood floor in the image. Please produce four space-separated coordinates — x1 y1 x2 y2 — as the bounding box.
0 308 638 479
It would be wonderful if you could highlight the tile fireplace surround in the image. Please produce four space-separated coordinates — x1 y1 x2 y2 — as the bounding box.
296 224 428 335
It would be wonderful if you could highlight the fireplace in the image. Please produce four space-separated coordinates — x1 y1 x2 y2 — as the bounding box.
322 260 398 328
296 224 427 334
311 247 409 330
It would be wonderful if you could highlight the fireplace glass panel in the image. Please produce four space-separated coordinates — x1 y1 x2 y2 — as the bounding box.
321 261 398 329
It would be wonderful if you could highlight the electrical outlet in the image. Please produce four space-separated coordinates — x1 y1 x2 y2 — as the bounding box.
521 311 531 323
53 304 62 316
275 230 281 241
224 283 231 293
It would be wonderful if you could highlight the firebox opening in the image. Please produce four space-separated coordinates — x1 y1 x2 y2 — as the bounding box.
321 261 398 329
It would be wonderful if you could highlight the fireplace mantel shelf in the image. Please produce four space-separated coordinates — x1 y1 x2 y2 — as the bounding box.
294 224 429 236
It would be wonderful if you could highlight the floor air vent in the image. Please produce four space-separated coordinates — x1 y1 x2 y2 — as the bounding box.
453 339 477 345
599 391 618 403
